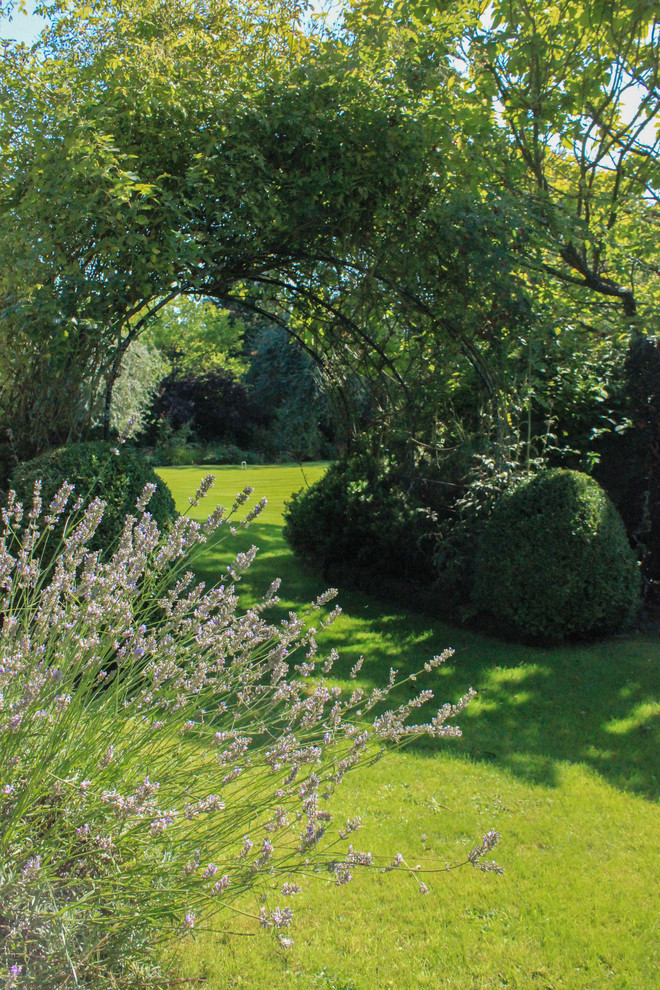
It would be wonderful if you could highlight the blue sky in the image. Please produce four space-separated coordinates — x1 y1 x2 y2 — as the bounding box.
0 2 46 43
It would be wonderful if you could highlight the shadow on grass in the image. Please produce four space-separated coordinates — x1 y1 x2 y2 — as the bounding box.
192 519 660 802
342 605 660 801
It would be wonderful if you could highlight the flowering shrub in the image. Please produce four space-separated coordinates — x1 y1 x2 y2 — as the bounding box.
0 476 497 988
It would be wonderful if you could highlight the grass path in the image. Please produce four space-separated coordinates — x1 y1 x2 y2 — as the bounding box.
159 465 660 990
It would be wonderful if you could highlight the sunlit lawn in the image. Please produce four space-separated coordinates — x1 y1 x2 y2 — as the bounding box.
158 465 660 990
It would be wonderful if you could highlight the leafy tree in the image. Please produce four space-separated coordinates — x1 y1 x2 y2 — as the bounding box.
2 0 656 544
147 369 256 448
243 324 334 460
146 296 246 377
273 0 660 599
0 0 437 453
444 0 660 322
450 0 660 568
108 337 170 438
338 0 659 438
0 0 528 464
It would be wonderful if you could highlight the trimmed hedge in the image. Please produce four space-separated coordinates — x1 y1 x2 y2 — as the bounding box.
147 443 262 467
472 469 641 642
9 442 177 556
283 455 437 583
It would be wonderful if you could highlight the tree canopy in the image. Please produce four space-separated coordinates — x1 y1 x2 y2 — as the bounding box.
0 0 657 469
0 0 523 455
146 297 246 377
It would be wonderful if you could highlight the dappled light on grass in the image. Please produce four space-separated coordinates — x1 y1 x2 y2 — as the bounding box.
158 464 660 800
605 702 660 735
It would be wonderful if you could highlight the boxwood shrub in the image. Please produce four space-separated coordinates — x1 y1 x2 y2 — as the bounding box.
9 442 178 557
283 454 437 583
472 468 641 642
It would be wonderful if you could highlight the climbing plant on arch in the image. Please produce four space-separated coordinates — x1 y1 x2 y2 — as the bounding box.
0 0 524 458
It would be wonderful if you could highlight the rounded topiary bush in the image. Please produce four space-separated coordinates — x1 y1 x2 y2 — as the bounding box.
472 468 641 642
9 441 178 556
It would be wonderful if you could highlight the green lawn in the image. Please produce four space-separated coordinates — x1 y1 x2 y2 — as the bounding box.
159 465 660 990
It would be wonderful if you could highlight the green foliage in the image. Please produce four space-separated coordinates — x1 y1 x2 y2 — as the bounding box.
147 297 246 377
460 0 659 323
593 335 660 587
1 0 658 608
472 469 641 642
0 0 452 455
434 450 535 613
144 319 336 460
9 442 177 556
284 455 437 583
150 445 198 467
0 0 532 466
0 441 19 495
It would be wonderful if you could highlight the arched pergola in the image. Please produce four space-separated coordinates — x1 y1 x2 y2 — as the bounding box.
0 0 516 461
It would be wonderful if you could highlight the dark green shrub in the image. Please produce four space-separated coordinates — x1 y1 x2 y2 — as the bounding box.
434 453 535 613
198 443 260 465
153 444 199 466
472 469 641 641
149 442 262 466
283 455 437 583
590 334 660 588
9 442 178 556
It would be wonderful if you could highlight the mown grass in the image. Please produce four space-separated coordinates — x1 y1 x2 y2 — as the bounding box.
159 464 660 990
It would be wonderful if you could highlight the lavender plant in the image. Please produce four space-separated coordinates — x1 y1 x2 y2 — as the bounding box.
0 476 498 989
